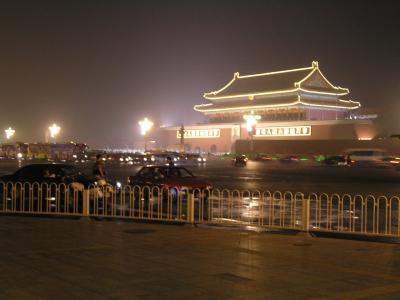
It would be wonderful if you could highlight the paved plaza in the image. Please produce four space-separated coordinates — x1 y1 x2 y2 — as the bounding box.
1 216 400 299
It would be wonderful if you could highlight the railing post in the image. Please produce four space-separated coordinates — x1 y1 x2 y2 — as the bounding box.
83 190 90 217
302 197 310 232
187 191 195 224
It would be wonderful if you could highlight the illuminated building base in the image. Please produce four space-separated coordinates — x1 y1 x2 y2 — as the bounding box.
160 119 378 154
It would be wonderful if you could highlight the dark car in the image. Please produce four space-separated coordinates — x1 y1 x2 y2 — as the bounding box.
127 166 212 191
0 163 96 186
0 164 116 213
233 155 248 167
324 155 347 166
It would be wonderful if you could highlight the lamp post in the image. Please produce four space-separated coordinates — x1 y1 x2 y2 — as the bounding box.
179 124 185 153
243 112 261 154
4 127 15 140
138 117 153 152
48 123 61 142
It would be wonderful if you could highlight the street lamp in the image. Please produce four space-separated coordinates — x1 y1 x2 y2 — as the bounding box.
138 117 153 152
4 127 15 140
48 123 61 142
243 112 261 154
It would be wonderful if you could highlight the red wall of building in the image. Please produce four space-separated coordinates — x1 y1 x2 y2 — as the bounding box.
161 120 379 154
164 128 234 153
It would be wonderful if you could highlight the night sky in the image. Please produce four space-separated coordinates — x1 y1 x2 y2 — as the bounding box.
1 0 399 148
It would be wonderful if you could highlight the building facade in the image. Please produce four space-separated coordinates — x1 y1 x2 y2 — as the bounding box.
161 62 379 154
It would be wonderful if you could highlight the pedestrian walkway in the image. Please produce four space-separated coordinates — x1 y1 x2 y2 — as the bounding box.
1 216 400 299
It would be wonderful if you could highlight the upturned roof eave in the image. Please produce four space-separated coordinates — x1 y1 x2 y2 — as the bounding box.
203 62 350 100
194 99 360 113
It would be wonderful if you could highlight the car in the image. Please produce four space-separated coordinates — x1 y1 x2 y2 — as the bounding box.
127 166 212 191
0 163 99 186
185 154 207 163
127 166 212 219
324 155 347 166
233 155 248 167
343 148 388 167
381 156 400 167
280 155 300 163
0 164 119 212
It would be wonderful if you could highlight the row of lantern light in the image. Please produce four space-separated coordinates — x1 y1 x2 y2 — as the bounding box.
3 118 153 144
4 115 260 150
3 124 61 141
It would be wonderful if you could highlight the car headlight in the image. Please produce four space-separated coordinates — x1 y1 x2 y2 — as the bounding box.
202 158 207 162
197 157 202 162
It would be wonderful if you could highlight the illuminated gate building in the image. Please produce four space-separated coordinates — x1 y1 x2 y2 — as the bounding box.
161 61 380 154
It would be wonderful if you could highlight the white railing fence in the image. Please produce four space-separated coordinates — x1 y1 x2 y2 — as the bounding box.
1 181 400 237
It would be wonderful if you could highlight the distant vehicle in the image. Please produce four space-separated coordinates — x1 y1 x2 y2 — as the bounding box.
280 155 300 163
233 155 248 167
256 154 273 161
185 153 207 163
143 155 156 164
344 148 389 166
127 166 212 191
324 155 347 166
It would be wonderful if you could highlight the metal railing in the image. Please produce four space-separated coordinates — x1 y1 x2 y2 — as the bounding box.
1 181 400 238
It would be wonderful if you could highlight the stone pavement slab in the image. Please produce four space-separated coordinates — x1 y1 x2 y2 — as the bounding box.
1 216 400 299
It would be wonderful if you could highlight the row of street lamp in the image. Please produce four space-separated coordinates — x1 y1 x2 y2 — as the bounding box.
3 118 153 145
3 114 260 151
3 124 62 142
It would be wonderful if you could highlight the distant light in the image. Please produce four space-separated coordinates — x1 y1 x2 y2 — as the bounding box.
4 127 15 140
358 137 372 140
243 112 261 132
138 118 153 136
49 123 61 138
17 153 23 159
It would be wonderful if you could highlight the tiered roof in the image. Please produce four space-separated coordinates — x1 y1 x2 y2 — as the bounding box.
195 61 360 113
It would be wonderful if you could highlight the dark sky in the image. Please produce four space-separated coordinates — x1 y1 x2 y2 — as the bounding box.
1 0 399 147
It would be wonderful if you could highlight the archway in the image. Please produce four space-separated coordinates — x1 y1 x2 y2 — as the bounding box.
210 144 217 153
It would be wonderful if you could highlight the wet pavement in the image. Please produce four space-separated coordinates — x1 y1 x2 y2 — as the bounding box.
1 158 400 196
1 215 400 299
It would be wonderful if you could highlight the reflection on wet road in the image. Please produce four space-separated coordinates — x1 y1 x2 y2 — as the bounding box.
1 159 399 196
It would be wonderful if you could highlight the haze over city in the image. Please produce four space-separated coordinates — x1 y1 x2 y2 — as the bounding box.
1 0 399 147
